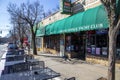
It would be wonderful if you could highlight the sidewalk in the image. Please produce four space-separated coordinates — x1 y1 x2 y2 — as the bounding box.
34 52 120 80
0 51 7 76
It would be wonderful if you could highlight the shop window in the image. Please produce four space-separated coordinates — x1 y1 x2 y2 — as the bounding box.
96 35 107 47
86 30 108 57
65 33 81 52
65 35 72 52
44 37 49 48
96 29 108 56
117 35 120 59
36 38 41 48
117 35 120 48
86 34 96 55
44 35 60 51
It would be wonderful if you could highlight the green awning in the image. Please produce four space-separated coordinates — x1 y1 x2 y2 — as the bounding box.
36 27 45 37
45 5 109 35
45 25 51 35
116 0 120 15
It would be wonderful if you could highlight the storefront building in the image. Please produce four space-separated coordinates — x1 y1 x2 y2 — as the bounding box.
36 11 70 53
36 0 101 53
36 0 120 67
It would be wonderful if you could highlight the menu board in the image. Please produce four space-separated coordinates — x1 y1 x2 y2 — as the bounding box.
117 49 120 57
102 47 107 55
96 48 101 55
91 45 95 54
87 48 91 54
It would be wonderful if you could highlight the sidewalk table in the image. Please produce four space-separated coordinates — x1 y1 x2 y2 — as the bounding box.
3 59 44 74
5 60 25 66
3 60 25 74
0 67 60 80
6 54 26 58
5 59 39 66
6 55 25 62
27 59 38 63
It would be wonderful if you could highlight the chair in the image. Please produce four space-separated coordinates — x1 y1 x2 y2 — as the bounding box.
12 62 30 72
26 55 34 60
31 61 45 70
6 57 14 62
18 50 25 55
64 77 76 80
14 56 24 61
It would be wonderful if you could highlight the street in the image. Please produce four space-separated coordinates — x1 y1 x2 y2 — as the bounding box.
0 43 8 76
0 43 7 59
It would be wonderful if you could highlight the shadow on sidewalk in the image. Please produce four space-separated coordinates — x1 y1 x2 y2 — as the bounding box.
37 54 61 59
52 58 88 65
37 52 91 65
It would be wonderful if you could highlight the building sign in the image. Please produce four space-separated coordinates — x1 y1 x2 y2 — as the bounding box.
87 47 91 54
60 23 105 33
60 0 72 14
91 45 95 54
96 48 101 55
117 49 120 57
72 2 84 14
96 29 108 34
102 47 107 55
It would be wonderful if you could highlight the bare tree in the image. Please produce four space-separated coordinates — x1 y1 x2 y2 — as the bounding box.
7 1 44 55
100 0 120 80
15 21 29 48
8 4 29 49
9 28 15 43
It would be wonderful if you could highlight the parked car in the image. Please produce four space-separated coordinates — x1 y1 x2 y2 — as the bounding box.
7 43 18 51
7 43 25 55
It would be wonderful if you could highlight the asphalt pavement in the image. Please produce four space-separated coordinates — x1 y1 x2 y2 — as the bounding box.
0 43 7 59
0 43 7 76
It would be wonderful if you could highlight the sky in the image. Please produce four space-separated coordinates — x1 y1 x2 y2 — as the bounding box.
0 0 59 37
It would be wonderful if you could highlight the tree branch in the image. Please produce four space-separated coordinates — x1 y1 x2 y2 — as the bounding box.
114 19 120 33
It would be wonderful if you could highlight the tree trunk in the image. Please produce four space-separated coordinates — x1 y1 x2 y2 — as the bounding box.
108 27 117 80
32 33 37 55
20 38 23 48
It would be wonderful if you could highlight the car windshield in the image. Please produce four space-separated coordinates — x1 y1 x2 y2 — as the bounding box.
8 43 18 49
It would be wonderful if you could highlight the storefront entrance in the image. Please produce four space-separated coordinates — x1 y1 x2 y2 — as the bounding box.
65 32 86 60
77 34 86 60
